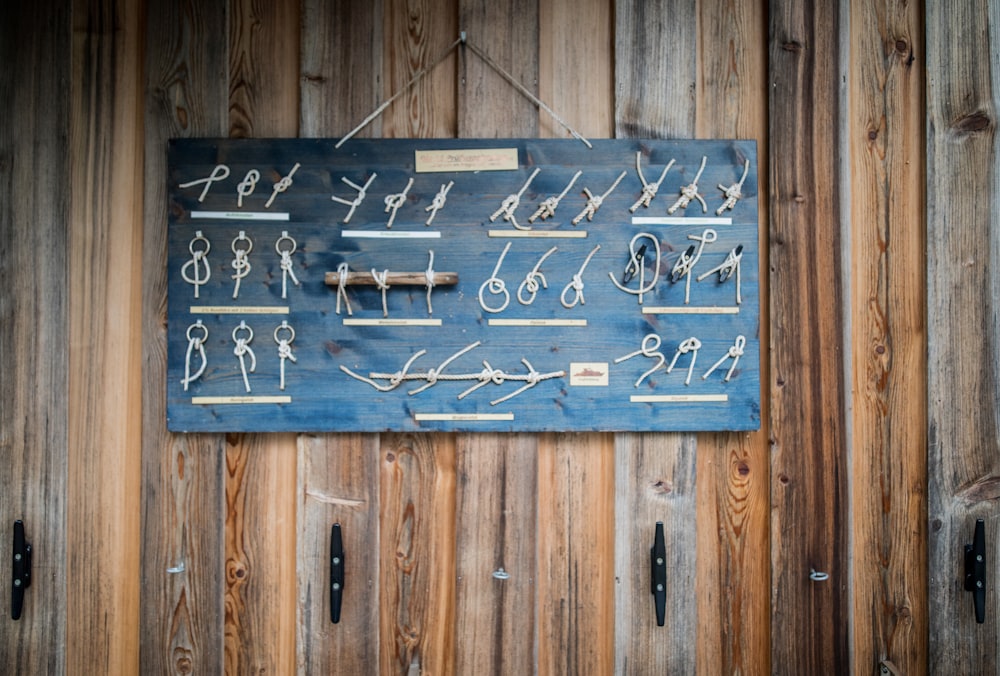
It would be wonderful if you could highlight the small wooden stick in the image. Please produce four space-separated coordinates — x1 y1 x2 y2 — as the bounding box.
324 270 458 286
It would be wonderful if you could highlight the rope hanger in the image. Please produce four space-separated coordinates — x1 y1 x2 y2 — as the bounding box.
335 33 592 149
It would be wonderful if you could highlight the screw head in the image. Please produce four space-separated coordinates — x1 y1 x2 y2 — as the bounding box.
13 579 21 588
977 581 984 589
332 557 340 565
977 554 984 562
656 557 664 566
14 553 21 562
332 582 341 591
656 583 664 591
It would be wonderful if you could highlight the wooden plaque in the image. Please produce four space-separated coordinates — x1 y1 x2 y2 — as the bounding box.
167 138 759 432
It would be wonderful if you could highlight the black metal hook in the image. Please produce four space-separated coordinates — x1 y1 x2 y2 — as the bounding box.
330 523 344 624
12 520 32 620
650 521 666 627
964 518 986 624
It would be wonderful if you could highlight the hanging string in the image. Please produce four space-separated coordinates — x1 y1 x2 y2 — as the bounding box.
560 244 601 308
232 321 257 393
274 321 297 391
334 34 591 149
275 231 300 299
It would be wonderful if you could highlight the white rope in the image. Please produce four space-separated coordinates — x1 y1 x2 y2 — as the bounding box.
703 335 746 382
696 244 743 305
517 246 557 305
573 170 627 225
608 233 661 305
232 321 257 393
407 342 482 395
384 177 414 228
529 170 581 223
275 231 300 299
265 162 300 208
274 321 296 391
236 169 259 207
181 320 209 391
424 181 454 226
490 168 540 231
668 156 708 214
424 250 437 314
560 244 601 308
670 228 717 304
614 333 666 387
717 159 750 215
331 173 377 223
230 231 253 300
371 268 391 317
181 230 211 299
335 262 353 315
342 340 564 404
179 164 229 203
630 153 674 212
478 242 512 313
666 337 702 386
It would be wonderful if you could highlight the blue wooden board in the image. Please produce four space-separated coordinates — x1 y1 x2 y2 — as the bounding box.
166 138 759 432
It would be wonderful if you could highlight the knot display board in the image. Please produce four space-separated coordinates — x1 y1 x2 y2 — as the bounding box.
167 138 759 432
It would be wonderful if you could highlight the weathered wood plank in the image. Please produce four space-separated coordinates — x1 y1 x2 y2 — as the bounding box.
297 1 384 672
67 0 144 672
453 435 537 675
452 3 539 673
379 434 457 675
141 0 229 672
694 0 771 673
927 1 1000 672
383 0 458 138
768 0 850 671
537 432 616 675
614 1 699 672
222 1 299 674
849 0 928 673
297 433 380 673
0 2 69 673
458 0 538 139
536 3 617 674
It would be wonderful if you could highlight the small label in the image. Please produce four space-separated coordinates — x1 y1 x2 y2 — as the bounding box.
343 318 442 327
415 413 515 422
642 306 740 315
191 211 290 221
630 394 729 403
570 362 609 387
631 216 733 226
488 319 587 327
192 396 292 405
190 306 290 315
415 148 519 173
342 230 441 239
488 229 588 239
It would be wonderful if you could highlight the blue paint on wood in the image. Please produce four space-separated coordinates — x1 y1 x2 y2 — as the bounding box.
167 139 759 432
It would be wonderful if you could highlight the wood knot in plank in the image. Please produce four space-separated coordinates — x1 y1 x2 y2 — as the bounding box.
651 479 672 495
951 111 992 135
781 40 804 53
956 474 1000 505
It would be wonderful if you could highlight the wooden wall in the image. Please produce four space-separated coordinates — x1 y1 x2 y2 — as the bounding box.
3 0 996 674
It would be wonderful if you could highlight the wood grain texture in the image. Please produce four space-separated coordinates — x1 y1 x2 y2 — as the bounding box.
849 0 927 672
453 435 537 675
299 0 384 139
768 0 850 671
141 0 228 672
380 434 457 675
222 1 299 674
927 1 1000 672
383 0 458 139
297 433 380 673
536 4 617 674
67 0 144 672
694 0 771 673
538 433 616 676
614 1 699 672
452 4 540 674
458 0 538 138
297 2 384 671
0 2 69 673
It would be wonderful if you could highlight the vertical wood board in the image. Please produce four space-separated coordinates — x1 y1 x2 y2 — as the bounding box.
140 0 229 672
768 0 851 671
927 1 1000 672
0 2 69 673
